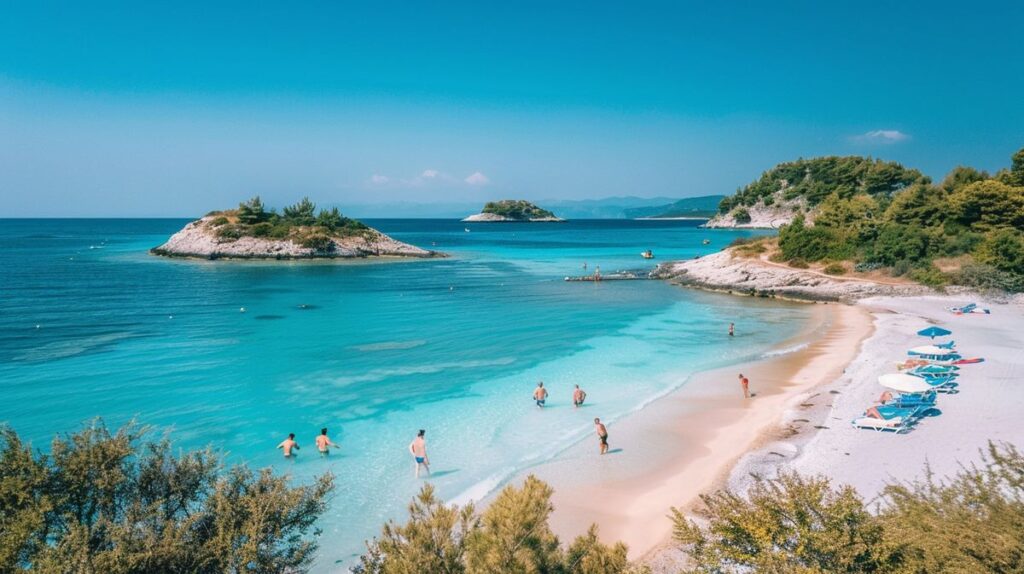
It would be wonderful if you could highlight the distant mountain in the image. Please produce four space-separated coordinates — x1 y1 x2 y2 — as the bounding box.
623 195 726 219
341 196 724 219
540 196 684 219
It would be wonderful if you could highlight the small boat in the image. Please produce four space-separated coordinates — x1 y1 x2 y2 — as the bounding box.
640 250 654 259
702 239 711 245
464 228 471 233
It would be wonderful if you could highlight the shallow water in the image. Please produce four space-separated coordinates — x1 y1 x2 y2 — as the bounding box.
0 218 811 571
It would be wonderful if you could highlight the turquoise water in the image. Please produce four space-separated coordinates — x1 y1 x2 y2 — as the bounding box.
0 218 810 571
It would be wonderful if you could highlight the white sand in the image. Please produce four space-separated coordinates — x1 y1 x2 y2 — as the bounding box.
728 294 1024 506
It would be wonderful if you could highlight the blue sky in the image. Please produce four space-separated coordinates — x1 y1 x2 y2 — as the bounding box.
1 1 1022 216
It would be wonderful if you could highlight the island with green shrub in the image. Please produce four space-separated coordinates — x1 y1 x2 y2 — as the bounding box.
462 200 565 222
657 147 1024 298
152 197 444 260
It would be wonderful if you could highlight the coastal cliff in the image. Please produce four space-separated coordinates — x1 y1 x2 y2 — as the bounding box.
152 198 443 260
462 200 565 222
652 250 929 302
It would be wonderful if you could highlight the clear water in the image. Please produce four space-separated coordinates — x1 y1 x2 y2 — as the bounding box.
0 218 810 571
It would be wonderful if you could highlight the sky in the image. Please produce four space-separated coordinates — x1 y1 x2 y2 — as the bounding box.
1 1 1022 217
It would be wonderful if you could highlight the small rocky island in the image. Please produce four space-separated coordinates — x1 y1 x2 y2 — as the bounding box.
152 197 443 260
462 200 565 222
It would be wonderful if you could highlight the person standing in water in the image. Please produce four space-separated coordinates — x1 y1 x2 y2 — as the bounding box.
277 433 300 458
594 418 609 455
738 373 750 398
315 428 339 456
533 381 549 407
728 322 735 337
573 384 587 408
409 429 430 478
594 266 601 281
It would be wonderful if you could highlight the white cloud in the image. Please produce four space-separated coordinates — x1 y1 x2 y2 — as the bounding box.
853 130 910 144
464 171 490 186
370 174 390 185
421 169 440 179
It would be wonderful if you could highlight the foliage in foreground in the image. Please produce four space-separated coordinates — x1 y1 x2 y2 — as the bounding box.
673 442 1024 573
0 422 334 574
358 475 641 574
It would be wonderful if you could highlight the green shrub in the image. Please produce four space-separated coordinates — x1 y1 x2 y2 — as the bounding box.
908 265 948 288
975 228 1024 274
951 262 1024 292
789 258 809 269
215 224 246 240
209 216 229 226
732 207 752 224
250 222 274 237
299 234 334 251
823 262 846 275
269 225 291 239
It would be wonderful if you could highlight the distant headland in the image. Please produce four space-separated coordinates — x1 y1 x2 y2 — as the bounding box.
151 197 444 260
462 200 565 222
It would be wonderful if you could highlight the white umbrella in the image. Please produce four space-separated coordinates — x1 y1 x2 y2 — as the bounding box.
878 373 933 393
908 345 955 356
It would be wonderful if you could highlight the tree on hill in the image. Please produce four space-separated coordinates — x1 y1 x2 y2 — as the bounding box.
283 197 318 226
761 146 1024 290
237 196 269 225
0 421 333 573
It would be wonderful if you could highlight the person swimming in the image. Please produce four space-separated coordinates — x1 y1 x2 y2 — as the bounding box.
409 429 430 478
277 433 300 458
315 427 339 456
533 381 549 407
594 418 609 455
573 384 587 408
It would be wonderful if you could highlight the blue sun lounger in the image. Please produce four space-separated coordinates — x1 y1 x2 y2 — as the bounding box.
851 405 922 433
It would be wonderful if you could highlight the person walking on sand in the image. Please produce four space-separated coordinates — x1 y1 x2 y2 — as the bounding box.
315 428 339 456
277 433 300 458
728 322 735 337
573 384 587 408
409 429 430 478
594 418 609 455
533 381 549 407
738 373 750 399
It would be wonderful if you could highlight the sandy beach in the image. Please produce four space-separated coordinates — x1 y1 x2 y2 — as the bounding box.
727 295 1024 508
494 291 1023 572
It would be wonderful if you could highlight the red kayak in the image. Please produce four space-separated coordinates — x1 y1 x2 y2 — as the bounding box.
953 357 985 365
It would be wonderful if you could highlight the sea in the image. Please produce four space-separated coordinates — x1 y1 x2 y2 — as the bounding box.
0 218 813 571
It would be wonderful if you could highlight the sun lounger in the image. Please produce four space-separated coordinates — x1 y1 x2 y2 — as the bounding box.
884 391 937 409
851 405 921 433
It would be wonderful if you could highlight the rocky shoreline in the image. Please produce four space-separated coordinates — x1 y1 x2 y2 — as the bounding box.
651 250 930 303
151 216 444 261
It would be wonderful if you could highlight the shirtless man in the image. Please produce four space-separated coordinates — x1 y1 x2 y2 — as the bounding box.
533 381 549 407
409 429 430 478
277 433 300 458
728 322 735 337
315 428 339 456
738 373 750 399
594 418 609 455
572 384 587 408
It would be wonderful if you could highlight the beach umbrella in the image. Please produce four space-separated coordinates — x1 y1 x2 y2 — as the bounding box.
908 345 956 356
879 373 933 393
918 326 952 339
